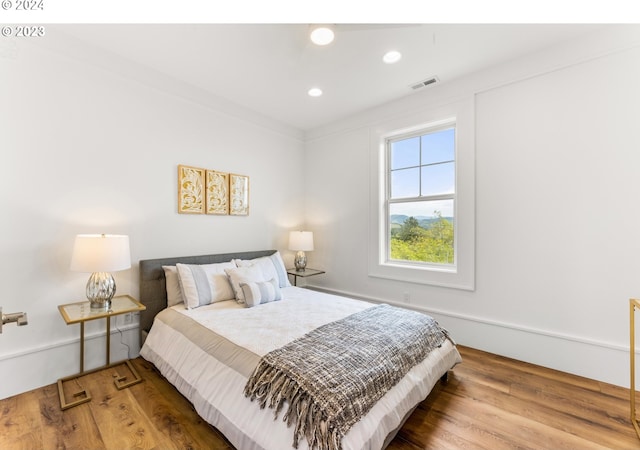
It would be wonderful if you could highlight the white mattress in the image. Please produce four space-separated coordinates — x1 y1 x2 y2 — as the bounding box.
140 287 461 450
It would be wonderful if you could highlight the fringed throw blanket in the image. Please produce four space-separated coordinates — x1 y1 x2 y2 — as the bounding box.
244 304 450 450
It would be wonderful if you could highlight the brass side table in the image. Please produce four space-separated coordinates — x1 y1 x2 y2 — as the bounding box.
630 298 640 439
57 294 146 410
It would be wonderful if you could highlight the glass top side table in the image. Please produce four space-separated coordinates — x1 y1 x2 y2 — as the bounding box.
56 294 146 410
286 268 325 286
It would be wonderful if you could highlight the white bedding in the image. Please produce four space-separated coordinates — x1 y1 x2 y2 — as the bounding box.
140 287 461 450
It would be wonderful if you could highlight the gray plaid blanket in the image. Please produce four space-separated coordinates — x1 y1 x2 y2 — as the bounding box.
244 304 450 450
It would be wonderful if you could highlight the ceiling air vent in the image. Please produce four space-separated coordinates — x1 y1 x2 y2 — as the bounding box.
410 76 439 91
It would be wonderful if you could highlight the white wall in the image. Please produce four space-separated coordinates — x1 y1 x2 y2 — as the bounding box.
304 25 640 387
0 30 305 399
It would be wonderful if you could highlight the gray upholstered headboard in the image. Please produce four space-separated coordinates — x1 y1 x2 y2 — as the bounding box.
138 249 277 337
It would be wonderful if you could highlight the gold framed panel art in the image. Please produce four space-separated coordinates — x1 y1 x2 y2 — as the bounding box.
230 174 250 216
178 165 205 214
206 170 229 215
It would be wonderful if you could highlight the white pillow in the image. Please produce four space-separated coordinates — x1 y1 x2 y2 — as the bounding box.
241 278 282 308
176 262 236 309
224 265 266 303
162 265 184 307
233 251 291 288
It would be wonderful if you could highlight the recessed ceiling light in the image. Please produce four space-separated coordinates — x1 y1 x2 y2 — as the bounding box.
383 50 402 64
310 26 335 46
308 87 323 97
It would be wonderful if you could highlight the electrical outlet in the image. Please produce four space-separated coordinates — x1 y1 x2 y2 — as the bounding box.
403 293 410 303
123 313 133 325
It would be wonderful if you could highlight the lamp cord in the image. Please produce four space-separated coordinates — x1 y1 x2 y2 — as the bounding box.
115 318 132 360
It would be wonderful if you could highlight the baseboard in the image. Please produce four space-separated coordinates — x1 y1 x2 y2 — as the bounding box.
308 285 632 388
0 323 140 362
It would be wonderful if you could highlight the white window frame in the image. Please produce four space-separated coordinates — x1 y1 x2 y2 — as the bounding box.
386 123 456 267
368 97 475 290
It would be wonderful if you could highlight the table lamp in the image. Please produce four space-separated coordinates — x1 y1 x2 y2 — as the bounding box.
70 234 131 310
289 231 314 271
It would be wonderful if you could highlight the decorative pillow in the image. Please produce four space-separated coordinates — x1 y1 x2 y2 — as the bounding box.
162 265 184 307
233 251 291 288
240 278 282 308
224 265 266 303
176 262 236 309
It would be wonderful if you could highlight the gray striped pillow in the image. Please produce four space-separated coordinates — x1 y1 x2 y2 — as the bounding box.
176 262 236 309
240 278 282 308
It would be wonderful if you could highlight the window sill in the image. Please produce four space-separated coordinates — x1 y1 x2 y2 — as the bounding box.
368 261 474 290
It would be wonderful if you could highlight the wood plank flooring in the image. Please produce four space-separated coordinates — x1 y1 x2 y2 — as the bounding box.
1 346 638 449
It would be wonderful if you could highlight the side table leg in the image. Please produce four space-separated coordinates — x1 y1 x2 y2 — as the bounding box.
106 315 111 366
58 320 91 410
631 299 640 439
80 321 85 373
57 376 91 410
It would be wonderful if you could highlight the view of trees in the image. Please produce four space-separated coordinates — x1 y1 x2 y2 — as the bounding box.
390 211 454 264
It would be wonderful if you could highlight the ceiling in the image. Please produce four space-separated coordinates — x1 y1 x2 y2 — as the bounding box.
59 24 602 132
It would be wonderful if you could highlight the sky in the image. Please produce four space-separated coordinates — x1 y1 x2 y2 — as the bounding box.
390 128 455 199
389 127 455 219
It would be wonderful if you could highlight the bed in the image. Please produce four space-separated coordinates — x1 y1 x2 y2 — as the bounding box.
139 250 461 450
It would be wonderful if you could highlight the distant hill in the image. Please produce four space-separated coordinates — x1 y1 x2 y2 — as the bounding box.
390 214 454 229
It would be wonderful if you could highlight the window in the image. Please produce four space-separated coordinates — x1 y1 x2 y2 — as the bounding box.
368 98 475 290
388 126 456 266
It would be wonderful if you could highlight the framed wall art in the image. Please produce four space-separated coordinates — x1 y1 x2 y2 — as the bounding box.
206 170 229 215
229 174 250 216
178 165 205 214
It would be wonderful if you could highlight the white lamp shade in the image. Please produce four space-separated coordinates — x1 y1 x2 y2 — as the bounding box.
70 234 131 273
289 231 314 251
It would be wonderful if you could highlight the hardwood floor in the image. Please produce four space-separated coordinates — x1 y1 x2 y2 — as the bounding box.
1 346 638 449
393 347 638 450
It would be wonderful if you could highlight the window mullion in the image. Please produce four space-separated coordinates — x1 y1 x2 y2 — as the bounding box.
389 193 454 204
418 133 423 197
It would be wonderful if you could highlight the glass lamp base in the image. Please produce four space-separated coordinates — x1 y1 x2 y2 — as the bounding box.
86 272 116 310
294 251 307 271
89 298 112 310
